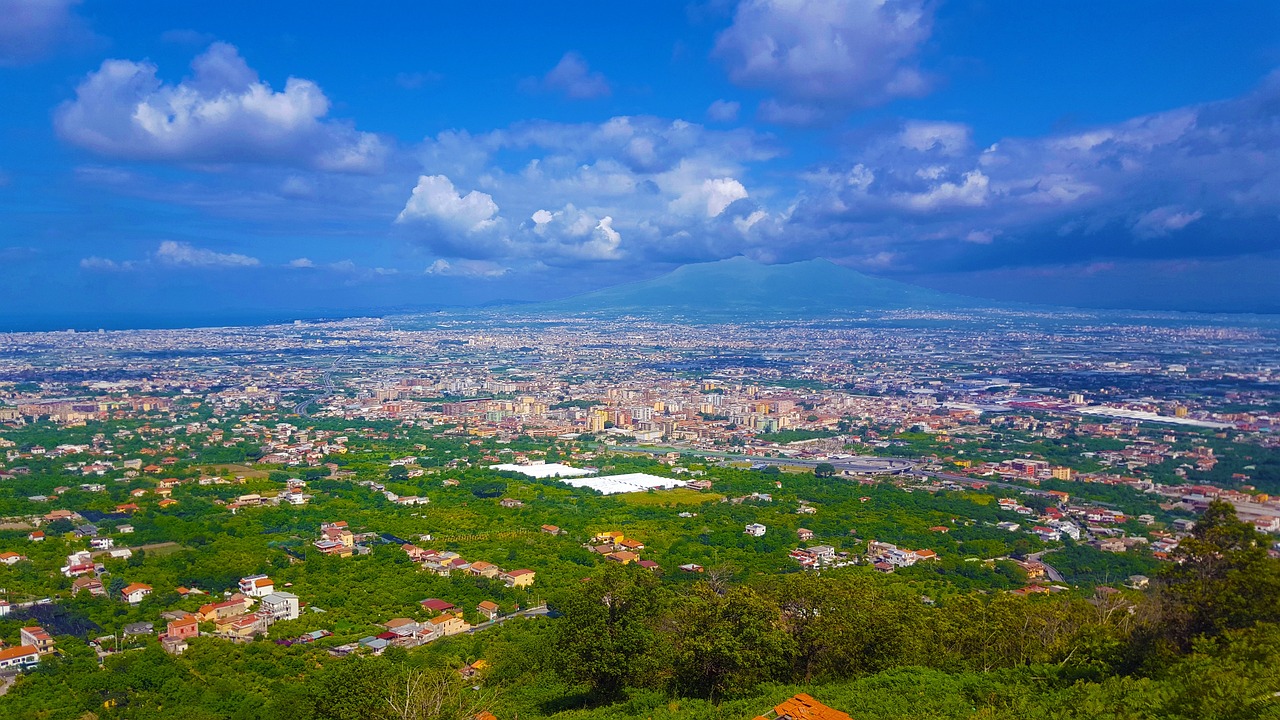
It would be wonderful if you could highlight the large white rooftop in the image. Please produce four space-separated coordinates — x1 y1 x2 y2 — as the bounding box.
557 473 688 495
489 462 596 479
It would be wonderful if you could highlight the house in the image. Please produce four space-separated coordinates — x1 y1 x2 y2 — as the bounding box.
27 530 44 542
755 693 852 720
679 563 704 573
166 614 200 641
260 592 300 622
20 626 54 654
199 595 252 621
0 645 39 670
218 614 265 639
540 524 561 535
122 622 154 638
0 600 10 617
71 576 106 596
468 561 501 578
797 528 815 541
502 569 536 588
420 598 457 614
477 600 500 621
1126 575 1150 590
499 498 524 508
161 635 189 655
238 575 275 598
637 559 661 572
426 613 470 637
0 551 26 565
121 582 153 604
744 523 767 537
89 537 114 550
606 551 639 565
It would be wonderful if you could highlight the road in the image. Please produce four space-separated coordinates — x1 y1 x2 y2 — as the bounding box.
89 541 180 559
294 359 340 416
1027 550 1066 583
466 604 550 634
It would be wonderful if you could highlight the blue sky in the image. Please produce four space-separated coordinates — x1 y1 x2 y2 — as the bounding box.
2 0 1279 327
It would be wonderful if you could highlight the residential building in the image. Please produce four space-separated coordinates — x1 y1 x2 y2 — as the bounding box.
238 575 275 598
502 569 536 588
121 582 152 604
259 592 300 622
0 645 39 670
20 626 54 654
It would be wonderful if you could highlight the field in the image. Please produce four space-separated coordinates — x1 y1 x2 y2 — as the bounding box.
617 488 726 506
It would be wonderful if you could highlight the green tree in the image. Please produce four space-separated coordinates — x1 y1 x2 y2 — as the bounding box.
669 584 797 700
814 463 836 478
549 564 661 701
1156 500 1280 648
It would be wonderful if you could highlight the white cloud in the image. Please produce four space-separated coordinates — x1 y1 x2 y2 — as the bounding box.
0 0 86 66
402 116 777 266
714 0 934 122
706 99 741 122
670 177 749 217
896 170 990 210
155 240 260 268
526 52 611 99
1132 206 1204 239
425 259 509 278
397 174 500 232
287 257 315 268
899 121 972 156
79 256 132 271
55 43 386 172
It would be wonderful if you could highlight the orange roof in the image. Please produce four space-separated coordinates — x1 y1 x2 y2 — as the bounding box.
765 694 852 720
122 583 151 595
0 645 38 662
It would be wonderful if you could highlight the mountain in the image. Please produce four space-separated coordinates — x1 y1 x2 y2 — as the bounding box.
534 256 991 319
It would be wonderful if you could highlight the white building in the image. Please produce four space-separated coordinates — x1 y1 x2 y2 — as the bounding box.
259 592 300 622
238 575 275 598
744 523 767 537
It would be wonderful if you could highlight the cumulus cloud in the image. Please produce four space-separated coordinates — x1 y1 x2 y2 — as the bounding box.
0 0 87 66
525 52 611 99
766 72 1280 272
397 174 500 232
55 43 386 172
400 115 777 266
155 240 260 267
714 0 934 123
287 257 316 268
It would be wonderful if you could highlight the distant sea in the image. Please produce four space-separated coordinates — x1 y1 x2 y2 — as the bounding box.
0 310 374 333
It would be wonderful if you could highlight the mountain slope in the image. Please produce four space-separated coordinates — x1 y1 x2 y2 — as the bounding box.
536 256 988 318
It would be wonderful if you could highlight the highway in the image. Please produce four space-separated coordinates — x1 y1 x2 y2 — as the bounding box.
294 360 340 416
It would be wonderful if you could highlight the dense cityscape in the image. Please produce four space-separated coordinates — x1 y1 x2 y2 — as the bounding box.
4 1 1280 718
0 309 1277 717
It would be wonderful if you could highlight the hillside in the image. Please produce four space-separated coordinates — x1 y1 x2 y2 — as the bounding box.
537 256 990 319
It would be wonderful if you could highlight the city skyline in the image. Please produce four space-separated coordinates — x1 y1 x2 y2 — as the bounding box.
2 1 1280 326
